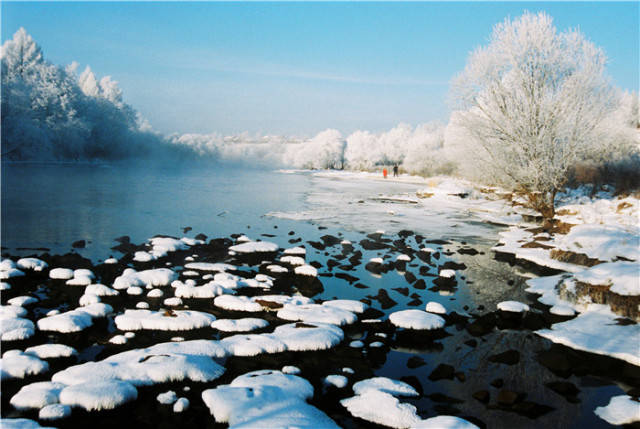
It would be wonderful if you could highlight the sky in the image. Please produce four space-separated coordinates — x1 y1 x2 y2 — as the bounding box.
2 2 638 136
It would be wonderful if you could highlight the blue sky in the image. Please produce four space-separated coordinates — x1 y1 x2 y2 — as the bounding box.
2 2 638 136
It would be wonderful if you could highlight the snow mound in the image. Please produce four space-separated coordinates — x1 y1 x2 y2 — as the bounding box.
0 268 25 279
272 322 344 351
323 299 368 314
17 258 48 271
113 268 178 290
0 418 53 428
0 350 49 380
325 375 348 389
281 255 306 266
341 390 421 428
1 317 36 341
389 310 445 330
8 296 38 306
59 380 138 411
36 310 94 333
202 370 338 428
555 224 639 262
425 301 447 314
497 301 530 313
157 390 177 405
184 262 236 272
594 395 640 425
211 318 269 332
174 281 231 298
10 381 66 410
39 404 71 421
229 241 279 253
114 309 216 331
85 283 119 296
439 269 456 278
277 304 357 326
221 334 287 356
24 344 77 359
353 377 419 397
214 295 263 312
413 415 479 428
295 264 318 277
49 268 74 280
1 305 28 319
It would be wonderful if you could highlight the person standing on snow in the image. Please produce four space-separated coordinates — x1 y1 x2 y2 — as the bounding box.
393 164 398 177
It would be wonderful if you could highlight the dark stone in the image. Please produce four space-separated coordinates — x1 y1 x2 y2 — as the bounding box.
335 272 359 283
497 390 519 406
413 279 426 290
407 356 426 369
400 376 424 396
466 313 496 337
360 239 389 250
320 235 341 247
361 307 385 319
522 312 549 330
490 378 504 388
429 364 455 381
464 339 478 348
458 247 479 255
455 372 466 382
425 239 450 245
392 287 409 297
308 241 325 250
194 233 207 241
182 226 192 233
537 349 572 377
398 230 414 238
72 240 86 248
512 401 554 419
407 298 422 307
442 261 466 271
488 350 520 366
404 272 417 284
473 390 490 403
365 262 384 274
372 289 397 310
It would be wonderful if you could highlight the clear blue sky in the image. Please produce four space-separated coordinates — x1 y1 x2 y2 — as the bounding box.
2 2 638 136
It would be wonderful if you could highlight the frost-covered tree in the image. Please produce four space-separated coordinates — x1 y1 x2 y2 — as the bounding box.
450 11 616 218
284 129 346 169
1 28 165 161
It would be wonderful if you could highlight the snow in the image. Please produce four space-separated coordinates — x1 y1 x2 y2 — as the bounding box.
36 309 94 333
147 288 164 298
267 264 288 273
8 296 38 306
252 295 312 309
413 416 480 428
0 268 25 279
389 309 446 330
104 257 118 264
53 345 226 386
0 351 49 380
573 261 640 296
39 404 71 421
554 224 639 262
163 297 183 306
0 281 11 290
59 380 138 411
85 283 119 296
1 305 28 319
352 377 419 397
24 344 77 359
113 268 178 290
280 255 306 266
282 365 301 375
277 303 357 326
497 300 530 313
109 335 128 345
114 309 216 331
202 370 339 428
175 280 231 297
79 293 100 306
350 340 364 348
369 257 384 264
214 295 263 312
550 305 576 316
133 251 154 262
594 395 640 425
173 397 189 412
341 390 421 428
425 301 447 314
211 317 269 332
136 302 150 309
229 240 279 253
295 264 318 277
439 269 456 278
157 390 178 405
325 375 348 389
0 418 53 428
9 381 66 410
17 258 48 271
272 322 344 351
536 306 640 366
284 246 306 255
184 262 236 272
396 254 412 262
322 299 368 314
1 259 17 270
49 268 74 280
220 334 287 356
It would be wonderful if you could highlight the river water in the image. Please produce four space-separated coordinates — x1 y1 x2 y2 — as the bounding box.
1 162 628 428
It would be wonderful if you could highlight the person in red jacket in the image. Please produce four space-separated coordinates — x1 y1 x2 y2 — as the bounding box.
383 168 388 179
